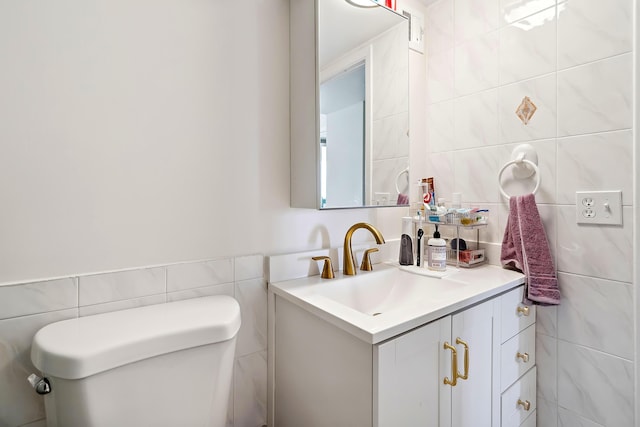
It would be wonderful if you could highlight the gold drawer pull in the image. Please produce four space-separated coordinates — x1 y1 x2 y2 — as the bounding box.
516 306 530 316
516 352 530 363
443 342 458 387
456 337 469 381
517 399 531 411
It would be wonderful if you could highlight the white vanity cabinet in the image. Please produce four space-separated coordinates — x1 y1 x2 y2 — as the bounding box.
376 295 498 427
272 283 536 427
498 287 537 427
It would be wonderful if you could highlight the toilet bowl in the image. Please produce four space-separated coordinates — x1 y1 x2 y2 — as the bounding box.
30 295 241 427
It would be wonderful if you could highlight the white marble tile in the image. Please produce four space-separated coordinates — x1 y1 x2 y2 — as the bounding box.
453 89 499 150
19 419 48 427
557 0 632 69
235 279 268 358
166 258 234 292
557 54 632 137
372 157 409 202
537 397 559 427
426 0 454 54
234 351 267 427
453 146 501 203
557 273 633 359
499 139 557 204
79 267 165 306
536 334 558 403
0 278 77 320
557 341 633 426
557 130 633 205
498 74 557 144
500 0 556 25
536 304 558 337
372 112 410 160
372 23 408 120
455 0 500 43
166 282 234 303
427 101 455 153
427 152 455 207
427 48 455 104
483 242 502 266
79 293 166 317
0 309 77 427
556 206 632 283
234 254 264 283
455 31 499 96
499 6 556 85
558 407 604 427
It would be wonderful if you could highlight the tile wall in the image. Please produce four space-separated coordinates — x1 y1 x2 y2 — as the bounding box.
423 0 634 425
0 254 267 427
371 23 411 204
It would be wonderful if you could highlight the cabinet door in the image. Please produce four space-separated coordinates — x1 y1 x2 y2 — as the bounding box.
375 316 451 427
450 298 499 427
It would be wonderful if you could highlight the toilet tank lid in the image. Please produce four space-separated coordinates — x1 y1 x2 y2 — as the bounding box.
31 295 241 380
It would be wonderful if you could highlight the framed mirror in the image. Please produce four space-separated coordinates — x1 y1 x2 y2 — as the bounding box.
291 0 409 209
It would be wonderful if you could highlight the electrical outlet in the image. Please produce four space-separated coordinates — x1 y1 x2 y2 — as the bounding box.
575 191 622 225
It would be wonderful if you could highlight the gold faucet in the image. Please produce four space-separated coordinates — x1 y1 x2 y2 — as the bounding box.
343 222 385 275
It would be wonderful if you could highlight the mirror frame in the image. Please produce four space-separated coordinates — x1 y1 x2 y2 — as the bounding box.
290 0 408 209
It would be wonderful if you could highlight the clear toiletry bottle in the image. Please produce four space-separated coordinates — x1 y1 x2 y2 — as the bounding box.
427 226 447 271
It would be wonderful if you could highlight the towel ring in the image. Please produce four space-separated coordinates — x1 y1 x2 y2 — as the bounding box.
395 167 409 194
498 145 541 199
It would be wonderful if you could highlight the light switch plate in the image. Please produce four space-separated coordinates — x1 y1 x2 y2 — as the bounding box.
575 190 622 225
401 7 424 53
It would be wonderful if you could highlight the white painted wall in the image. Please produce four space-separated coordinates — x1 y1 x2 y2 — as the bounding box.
0 0 409 285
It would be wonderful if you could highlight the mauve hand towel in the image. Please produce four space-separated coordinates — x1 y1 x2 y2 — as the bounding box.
501 193 560 305
397 193 409 205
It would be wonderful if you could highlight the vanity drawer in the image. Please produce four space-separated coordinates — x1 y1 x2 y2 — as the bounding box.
500 287 535 343
500 324 536 391
501 366 536 427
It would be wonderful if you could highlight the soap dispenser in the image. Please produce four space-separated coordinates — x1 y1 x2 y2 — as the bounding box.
427 225 447 271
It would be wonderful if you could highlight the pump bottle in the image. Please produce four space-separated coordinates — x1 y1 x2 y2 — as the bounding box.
427 226 447 271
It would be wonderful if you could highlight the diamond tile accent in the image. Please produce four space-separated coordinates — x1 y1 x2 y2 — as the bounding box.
516 96 537 125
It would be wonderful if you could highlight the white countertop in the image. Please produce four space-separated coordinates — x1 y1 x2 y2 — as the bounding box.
270 262 525 344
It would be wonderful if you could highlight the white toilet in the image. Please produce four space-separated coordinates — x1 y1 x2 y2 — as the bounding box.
30 295 241 427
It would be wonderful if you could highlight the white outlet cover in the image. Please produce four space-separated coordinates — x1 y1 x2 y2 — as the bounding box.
575 190 622 225
401 7 424 53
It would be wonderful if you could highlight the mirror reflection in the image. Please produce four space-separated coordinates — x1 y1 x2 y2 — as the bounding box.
319 0 409 209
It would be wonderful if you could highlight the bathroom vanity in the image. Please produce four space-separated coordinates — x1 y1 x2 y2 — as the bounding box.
269 263 536 427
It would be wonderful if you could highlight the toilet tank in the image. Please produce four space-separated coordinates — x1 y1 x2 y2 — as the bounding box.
31 295 241 427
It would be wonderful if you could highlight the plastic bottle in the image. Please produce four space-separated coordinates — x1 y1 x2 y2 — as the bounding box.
399 217 414 266
427 226 447 271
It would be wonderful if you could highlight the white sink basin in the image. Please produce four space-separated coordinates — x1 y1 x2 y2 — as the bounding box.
270 262 525 344
311 267 468 316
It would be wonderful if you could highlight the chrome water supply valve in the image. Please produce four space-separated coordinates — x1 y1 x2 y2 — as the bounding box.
27 373 51 395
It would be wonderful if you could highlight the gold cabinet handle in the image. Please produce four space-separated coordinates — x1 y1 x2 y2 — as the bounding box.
312 256 335 279
456 337 469 381
443 342 458 387
360 248 379 271
516 306 530 316
517 399 531 411
516 352 530 363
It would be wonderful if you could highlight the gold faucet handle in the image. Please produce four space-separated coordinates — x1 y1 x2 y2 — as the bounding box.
312 256 335 279
360 248 379 271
